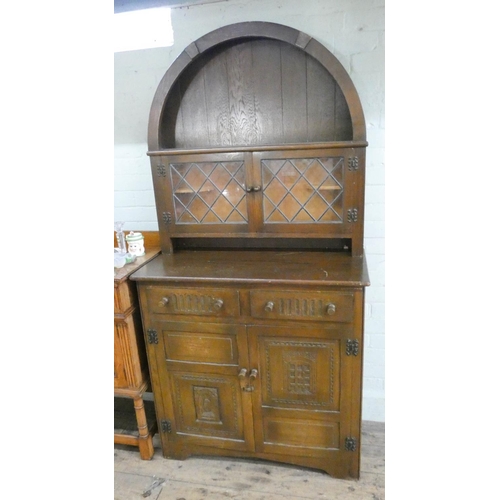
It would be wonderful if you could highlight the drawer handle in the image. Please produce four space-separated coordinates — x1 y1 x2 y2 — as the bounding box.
264 301 274 312
238 368 248 379
161 297 169 306
213 299 224 311
249 368 258 381
326 303 336 315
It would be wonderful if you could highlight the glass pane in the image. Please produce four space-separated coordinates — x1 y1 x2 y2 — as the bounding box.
171 160 248 224
262 156 344 224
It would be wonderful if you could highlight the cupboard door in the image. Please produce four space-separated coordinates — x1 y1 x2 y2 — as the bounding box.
251 148 358 236
149 320 255 453
154 152 254 236
247 324 353 464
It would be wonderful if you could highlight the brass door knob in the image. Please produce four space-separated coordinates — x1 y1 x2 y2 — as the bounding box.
249 368 258 381
238 368 248 379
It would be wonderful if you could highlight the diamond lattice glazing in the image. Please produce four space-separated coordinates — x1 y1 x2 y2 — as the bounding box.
171 161 248 224
262 157 344 223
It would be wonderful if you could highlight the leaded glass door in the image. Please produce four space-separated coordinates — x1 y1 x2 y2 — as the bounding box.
155 148 359 239
251 148 356 236
155 152 254 236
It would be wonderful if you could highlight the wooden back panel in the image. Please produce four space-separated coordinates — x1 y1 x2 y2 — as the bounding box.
161 38 352 149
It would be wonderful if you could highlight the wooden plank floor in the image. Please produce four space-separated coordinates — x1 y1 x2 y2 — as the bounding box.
114 420 384 499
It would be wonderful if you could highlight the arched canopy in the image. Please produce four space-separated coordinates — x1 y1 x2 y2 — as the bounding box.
148 22 366 151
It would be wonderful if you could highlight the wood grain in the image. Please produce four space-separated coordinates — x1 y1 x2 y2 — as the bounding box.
165 39 353 149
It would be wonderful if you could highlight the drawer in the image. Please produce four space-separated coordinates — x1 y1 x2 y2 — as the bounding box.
145 286 240 318
250 290 354 323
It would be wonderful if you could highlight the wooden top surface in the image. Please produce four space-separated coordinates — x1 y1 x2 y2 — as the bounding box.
130 250 369 287
114 248 162 284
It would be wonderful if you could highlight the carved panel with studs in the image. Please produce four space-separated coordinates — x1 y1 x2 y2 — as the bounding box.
262 339 340 410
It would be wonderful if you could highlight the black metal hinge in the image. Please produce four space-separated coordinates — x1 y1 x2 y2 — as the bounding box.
346 339 359 356
147 329 158 344
161 420 172 433
345 437 357 451
348 156 359 171
347 208 358 223
162 212 172 225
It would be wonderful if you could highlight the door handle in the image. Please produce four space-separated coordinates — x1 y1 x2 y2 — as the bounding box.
240 368 258 392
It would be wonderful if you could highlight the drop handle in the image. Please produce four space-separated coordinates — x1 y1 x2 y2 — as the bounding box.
242 368 258 392
213 299 224 311
326 303 336 315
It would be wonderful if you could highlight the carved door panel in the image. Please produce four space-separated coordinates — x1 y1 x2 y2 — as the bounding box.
150 320 255 453
247 324 353 463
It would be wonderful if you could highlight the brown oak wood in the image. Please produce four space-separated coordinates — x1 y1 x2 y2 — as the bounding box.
114 242 161 459
133 256 368 478
131 21 370 478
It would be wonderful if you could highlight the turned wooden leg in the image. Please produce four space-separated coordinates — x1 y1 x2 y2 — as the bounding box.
133 395 155 460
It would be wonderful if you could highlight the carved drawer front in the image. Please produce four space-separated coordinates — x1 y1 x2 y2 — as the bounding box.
250 290 354 322
146 287 240 317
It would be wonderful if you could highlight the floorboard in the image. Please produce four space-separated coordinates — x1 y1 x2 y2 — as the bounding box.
114 420 385 500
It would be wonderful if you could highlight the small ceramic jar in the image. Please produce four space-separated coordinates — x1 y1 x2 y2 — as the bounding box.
125 231 145 257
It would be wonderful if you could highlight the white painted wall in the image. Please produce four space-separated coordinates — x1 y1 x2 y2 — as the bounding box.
115 0 385 421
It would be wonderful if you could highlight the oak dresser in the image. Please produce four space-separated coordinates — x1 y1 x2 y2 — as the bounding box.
131 22 370 478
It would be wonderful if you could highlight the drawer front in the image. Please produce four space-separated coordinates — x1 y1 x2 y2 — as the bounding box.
250 290 354 323
146 286 240 318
